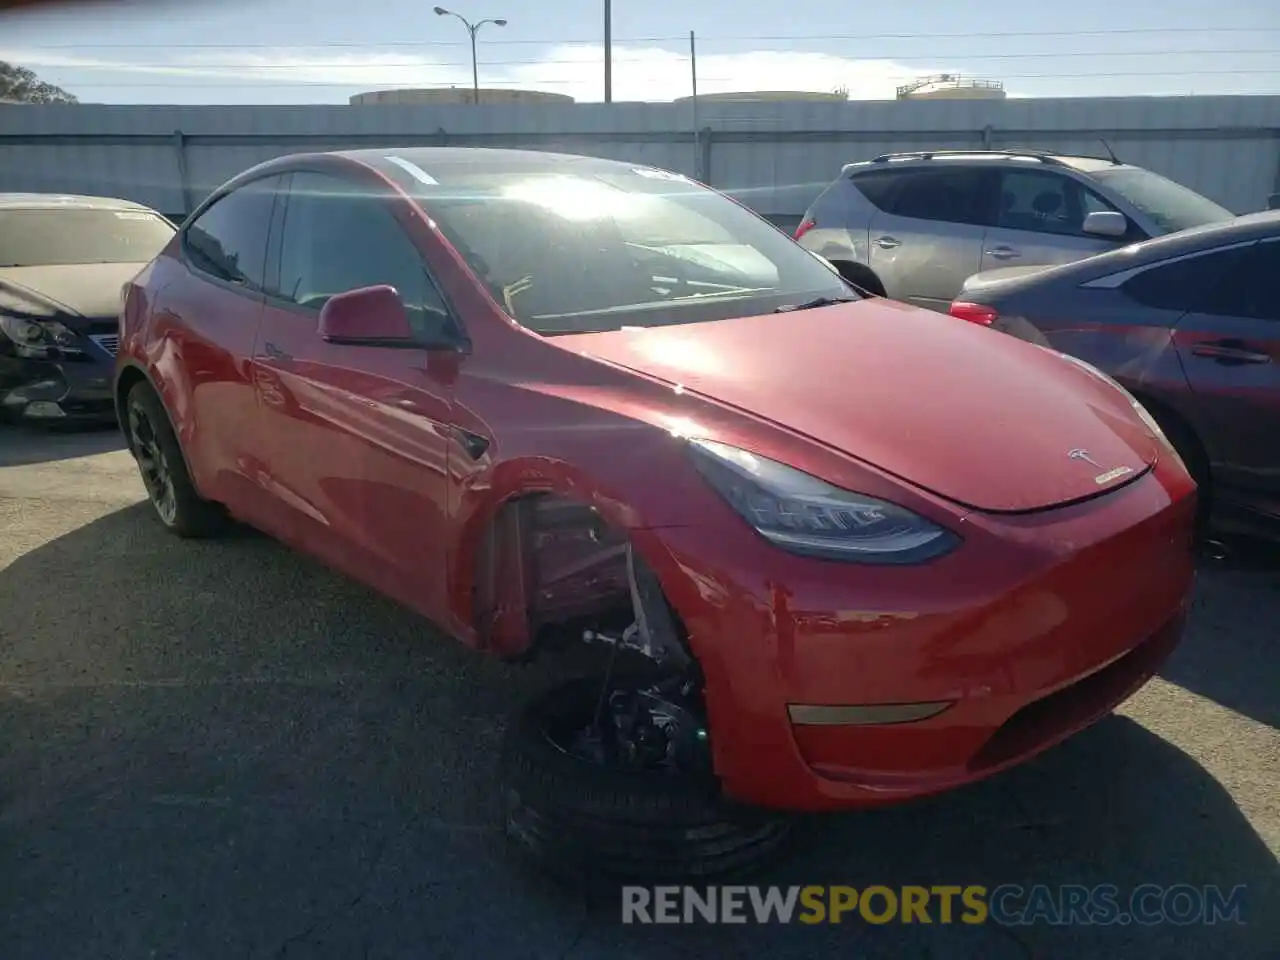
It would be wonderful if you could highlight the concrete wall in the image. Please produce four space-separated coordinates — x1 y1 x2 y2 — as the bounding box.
349 88 575 106
1 96 1277 226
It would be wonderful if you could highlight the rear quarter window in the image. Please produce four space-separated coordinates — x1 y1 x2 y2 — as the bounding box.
872 168 993 226
1120 245 1250 313
847 170 900 212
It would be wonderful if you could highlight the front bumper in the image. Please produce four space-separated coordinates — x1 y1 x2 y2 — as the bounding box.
637 454 1197 812
0 352 117 423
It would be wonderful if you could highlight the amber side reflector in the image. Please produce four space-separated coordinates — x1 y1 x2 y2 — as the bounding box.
788 701 954 726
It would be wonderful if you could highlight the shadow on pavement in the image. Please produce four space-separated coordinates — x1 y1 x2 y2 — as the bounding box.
1160 536 1280 728
0 503 1276 959
0 422 125 467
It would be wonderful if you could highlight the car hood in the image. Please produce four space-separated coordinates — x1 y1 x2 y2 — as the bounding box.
551 299 1158 513
0 262 148 320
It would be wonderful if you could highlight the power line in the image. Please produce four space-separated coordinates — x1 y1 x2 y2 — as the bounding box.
31 49 1278 70
9 26 1279 49
53 69 1280 89
705 27 1280 42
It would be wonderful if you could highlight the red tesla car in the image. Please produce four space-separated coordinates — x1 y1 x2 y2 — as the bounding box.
116 149 1196 877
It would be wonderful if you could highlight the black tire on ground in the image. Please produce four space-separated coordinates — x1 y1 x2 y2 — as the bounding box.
501 675 794 882
126 381 228 538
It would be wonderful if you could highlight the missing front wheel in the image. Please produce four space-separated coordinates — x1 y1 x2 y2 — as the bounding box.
500 674 792 882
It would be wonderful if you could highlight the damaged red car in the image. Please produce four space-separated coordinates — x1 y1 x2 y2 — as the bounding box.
116 149 1197 878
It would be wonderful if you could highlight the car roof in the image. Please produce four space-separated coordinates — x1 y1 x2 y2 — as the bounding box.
0 192 158 212
195 147 681 220
335 147 647 181
1054 156 1126 173
841 150 1130 177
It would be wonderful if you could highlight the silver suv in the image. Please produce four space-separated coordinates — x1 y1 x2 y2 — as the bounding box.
795 149 1236 311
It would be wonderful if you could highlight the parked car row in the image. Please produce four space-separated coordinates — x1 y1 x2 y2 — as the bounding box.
0 148 1263 880
795 149 1278 545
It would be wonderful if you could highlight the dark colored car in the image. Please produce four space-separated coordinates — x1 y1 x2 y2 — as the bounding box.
0 193 175 424
114 148 1194 877
951 210 1280 542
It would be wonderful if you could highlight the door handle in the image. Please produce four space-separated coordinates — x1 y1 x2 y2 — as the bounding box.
262 341 292 361
1190 340 1271 365
872 235 901 250
986 246 1021 260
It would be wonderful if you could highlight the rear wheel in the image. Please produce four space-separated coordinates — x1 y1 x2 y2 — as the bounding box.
501 674 793 882
126 381 227 538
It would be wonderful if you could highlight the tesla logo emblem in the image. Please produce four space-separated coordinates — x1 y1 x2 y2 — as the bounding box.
1068 448 1102 467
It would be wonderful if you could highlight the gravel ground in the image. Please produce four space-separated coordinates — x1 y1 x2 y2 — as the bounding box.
1 426 1277 959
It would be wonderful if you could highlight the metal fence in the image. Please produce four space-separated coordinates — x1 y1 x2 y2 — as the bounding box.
2 95 1278 225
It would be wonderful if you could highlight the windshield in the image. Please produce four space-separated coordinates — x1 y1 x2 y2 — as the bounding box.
1091 168 1235 235
416 168 853 334
0 208 175 267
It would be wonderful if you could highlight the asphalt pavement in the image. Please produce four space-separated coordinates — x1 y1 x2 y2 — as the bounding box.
1 425 1277 959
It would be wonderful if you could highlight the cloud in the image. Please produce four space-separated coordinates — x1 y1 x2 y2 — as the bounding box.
1 44 945 102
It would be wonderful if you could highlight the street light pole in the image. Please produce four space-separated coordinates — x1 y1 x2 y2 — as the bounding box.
470 27 479 97
603 0 612 103
433 6 508 104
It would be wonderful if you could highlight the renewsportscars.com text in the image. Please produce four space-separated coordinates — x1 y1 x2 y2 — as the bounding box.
621 884 1247 926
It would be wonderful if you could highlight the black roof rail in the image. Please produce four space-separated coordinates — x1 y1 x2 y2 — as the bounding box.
865 149 1071 168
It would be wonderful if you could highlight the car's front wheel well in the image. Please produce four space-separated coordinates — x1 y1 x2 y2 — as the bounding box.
114 366 148 438
470 492 696 669
479 495 772 879
1129 391 1210 484
1128 389 1213 538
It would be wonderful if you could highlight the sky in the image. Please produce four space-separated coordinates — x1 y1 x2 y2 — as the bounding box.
1 0 1277 104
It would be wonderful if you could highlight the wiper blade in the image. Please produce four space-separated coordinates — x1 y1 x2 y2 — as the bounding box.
774 295 859 313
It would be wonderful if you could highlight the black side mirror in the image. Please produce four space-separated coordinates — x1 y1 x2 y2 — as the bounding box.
1267 193 1280 211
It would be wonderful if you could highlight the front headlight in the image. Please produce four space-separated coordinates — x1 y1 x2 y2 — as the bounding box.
687 439 959 564
0 314 84 359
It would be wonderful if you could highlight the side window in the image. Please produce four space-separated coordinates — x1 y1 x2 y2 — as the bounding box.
274 171 454 341
880 168 992 226
1082 187 1146 242
183 176 281 289
1082 190 1117 216
1205 240 1278 321
1120 245 1251 313
996 170 1093 237
849 170 900 213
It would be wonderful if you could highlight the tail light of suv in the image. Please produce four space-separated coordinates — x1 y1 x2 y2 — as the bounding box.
949 301 999 326
794 217 815 241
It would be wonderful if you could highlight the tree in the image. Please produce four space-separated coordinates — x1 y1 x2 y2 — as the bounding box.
831 84 850 100
0 61 78 104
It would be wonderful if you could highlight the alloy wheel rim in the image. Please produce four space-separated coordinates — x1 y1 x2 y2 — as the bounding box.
128 401 178 525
